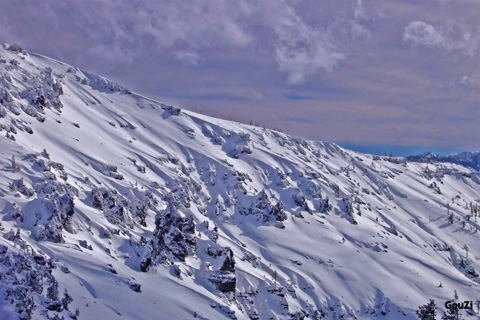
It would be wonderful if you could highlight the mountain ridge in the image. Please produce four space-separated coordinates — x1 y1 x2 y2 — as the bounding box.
407 151 480 171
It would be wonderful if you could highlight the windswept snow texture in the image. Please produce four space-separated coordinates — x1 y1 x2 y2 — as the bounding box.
0 43 480 320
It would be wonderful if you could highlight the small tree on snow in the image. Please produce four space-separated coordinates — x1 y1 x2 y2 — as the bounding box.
416 299 437 320
47 278 59 301
11 156 16 171
61 288 73 310
73 308 80 319
441 291 463 320
463 245 469 259
272 270 278 285
442 307 461 320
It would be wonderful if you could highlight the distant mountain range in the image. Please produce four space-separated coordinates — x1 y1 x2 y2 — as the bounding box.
407 151 480 171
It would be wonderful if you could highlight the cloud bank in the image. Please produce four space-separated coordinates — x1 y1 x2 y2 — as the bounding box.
1 1 357 84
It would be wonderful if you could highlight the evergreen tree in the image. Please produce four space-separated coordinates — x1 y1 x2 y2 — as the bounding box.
61 288 73 310
47 278 59 301
416 299 437 320
74 308 80 319
11 155 17 171
272 270 278 285
442 291 463 320
441 307 461 320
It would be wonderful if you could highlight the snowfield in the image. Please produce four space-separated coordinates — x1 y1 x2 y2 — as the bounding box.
0 43 479 320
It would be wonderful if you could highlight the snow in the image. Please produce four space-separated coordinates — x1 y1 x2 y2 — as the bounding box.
0 43 479 319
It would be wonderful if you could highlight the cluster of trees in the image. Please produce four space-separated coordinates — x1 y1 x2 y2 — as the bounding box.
416 297 480 320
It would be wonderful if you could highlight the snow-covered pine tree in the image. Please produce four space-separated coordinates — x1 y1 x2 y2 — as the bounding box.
441 307 461 320
416 299 437 320
61 288 73 310
47 277 59 301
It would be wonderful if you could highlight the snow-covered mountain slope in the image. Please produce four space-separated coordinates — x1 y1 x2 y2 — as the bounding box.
0 43 480 320
408 152 480 172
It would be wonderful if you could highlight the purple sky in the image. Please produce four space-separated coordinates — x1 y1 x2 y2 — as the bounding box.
1 0 479 155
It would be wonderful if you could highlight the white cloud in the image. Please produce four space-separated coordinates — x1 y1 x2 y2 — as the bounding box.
403 21 445 47
459 73 480 87
274 31 344 84
175 51 200 66
354 0 367 20
350 20 371 39
127 1 254 49
403 21 479 56
266 2 345 84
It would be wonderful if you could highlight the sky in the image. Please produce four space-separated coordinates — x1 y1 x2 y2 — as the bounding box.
1 0 479 156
